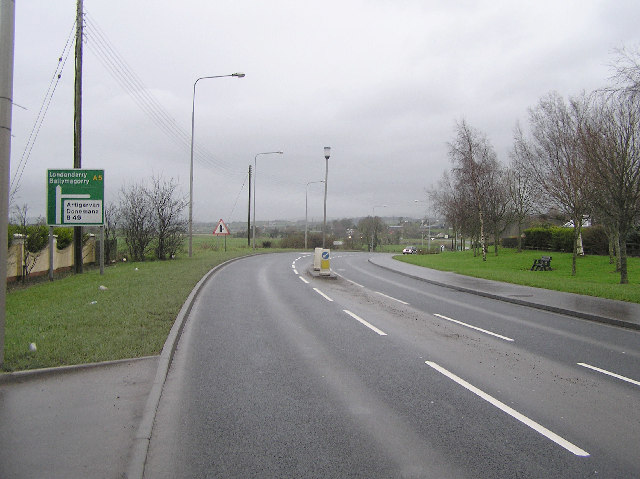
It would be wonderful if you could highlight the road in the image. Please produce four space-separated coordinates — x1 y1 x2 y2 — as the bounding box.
144 252 640 478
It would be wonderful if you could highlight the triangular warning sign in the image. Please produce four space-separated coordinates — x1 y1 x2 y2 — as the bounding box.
213 219 230 236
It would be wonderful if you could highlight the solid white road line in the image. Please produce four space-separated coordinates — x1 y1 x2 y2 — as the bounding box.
343 310 387 336
313 288 333 302
299 276 310 284
433 313 514 342
425 361 589 457
375 291 409 305
578 362 640 387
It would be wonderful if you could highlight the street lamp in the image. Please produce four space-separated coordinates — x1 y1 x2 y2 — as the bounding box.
305 180 324 249
189 72 245 257
322 146 331 248
253 151 283 250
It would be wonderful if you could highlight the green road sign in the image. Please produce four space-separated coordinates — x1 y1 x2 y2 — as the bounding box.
47 169 104 226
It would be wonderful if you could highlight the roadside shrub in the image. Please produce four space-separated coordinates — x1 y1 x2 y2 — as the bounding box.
627 229 640 257
279 232 329 249
582 226 608 255
550 227 573 252
279 233 304 249
25 225 49 253
53 227 73 250
523 227 552 250
501 237 519 249
262 241 272 248
523 226 573 252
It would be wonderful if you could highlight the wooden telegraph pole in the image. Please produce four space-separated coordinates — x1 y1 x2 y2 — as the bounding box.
73 0 83 273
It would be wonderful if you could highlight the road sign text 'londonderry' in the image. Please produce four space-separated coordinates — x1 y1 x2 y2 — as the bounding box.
46 169 105 226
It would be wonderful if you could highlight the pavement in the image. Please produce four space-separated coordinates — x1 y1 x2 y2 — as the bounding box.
0 357 158 479
0 253 638 479
368 253 640 331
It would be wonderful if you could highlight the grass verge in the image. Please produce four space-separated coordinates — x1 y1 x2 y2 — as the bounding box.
395 248 640 303
3 237 266 372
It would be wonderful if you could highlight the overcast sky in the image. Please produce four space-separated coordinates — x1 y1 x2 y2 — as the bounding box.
9 1 640 224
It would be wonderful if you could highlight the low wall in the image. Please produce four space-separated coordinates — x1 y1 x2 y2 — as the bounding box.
7 234 96 281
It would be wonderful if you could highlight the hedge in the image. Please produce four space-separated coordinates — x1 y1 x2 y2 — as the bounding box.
7 225 74 251
523 226 573 252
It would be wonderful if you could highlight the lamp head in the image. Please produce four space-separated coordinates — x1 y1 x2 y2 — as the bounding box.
324 146 331 160
232 72 246 78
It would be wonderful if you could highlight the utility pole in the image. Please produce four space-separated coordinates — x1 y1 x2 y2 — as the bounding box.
73 0 83 273
247 165 252 247
0 0 16 369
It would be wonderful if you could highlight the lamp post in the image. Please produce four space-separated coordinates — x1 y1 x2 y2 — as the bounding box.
371 204 387 251
188 72 245 258
305 180 324 249
253 151 283 250
415 199 435 252
322 147 331 248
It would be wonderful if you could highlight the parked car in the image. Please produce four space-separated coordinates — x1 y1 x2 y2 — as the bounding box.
402 246 417 254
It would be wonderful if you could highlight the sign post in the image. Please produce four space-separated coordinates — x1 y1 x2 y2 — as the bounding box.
213 219 230 252
47 169 104 226
47 169 104 274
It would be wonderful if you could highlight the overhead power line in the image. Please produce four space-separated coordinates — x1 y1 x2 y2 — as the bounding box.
84 13 297 191
83 12 246 179
9 20 76 203
227 169 249 221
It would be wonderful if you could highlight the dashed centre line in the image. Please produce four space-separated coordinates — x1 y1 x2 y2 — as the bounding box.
433 313 514 342
313 288 333 302
375 291 409 305
343 310 387 336
426 361 590 457
578 362 640 387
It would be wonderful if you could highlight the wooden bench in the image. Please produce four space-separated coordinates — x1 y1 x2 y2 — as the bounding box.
530 256 552 271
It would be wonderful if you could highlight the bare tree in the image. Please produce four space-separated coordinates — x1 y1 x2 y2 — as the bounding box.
483 165 511 256
357 216 386 252
430 170 479 254
429 173 461 248
525 91 592 275
103 203 119 262
581 92 640 284
608 45 640 97
118 183 154 262
448 120 499 261
146 176 188 260
508 124 537 252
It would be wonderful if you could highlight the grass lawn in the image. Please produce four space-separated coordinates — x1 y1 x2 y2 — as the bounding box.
3 236 279 372
395 248 640 303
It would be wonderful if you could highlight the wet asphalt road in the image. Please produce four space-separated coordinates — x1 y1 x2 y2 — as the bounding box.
144 252 640 478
